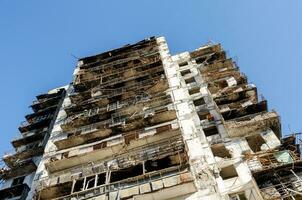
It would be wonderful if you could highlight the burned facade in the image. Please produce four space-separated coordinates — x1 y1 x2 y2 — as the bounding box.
0 36 301 200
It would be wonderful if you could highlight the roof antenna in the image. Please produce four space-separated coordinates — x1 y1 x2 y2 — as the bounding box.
70 53 80 60
207 38 213 45
288 124 293 135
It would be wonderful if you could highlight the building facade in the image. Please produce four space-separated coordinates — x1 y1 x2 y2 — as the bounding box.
1 37 302 200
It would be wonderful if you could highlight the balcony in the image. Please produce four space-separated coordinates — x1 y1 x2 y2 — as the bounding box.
37 164 194 200
3 145 44 168
221 100 268 121
77 37 157 69
18 114 53 133
213 83 257 104
0 183 30 200
190 43 222 59
31 93 64 112
25 105 57 121
246 150 302 175
224 111 281 138
61 102 176 134
55 121 177 150
69 76 168 105
46 131 183 173
11 131 46 148
73 53 162 91
0 159 37 180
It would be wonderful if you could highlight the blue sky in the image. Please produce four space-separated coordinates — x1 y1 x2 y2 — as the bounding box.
0 1 301 156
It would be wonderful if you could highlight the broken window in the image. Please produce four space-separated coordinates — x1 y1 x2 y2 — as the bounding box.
185 77 196 84
193 98 205 107
211 144 232 158
11 176 25 186
180 69 191 76
246 134 266 152
203 126 219 137
144 156 173 173
188 87 200 95
110 164 143 183
220 165 238 180
179 61 188 67
73 178 84 192
85 175 95 190
96 173 106 186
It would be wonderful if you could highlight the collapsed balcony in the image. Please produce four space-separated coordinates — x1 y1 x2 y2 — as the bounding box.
224 111 281 138
0 183 30 200
0 159 36 180
46 132 183 173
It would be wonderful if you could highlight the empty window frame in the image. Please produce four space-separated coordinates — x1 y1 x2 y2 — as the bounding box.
188 87 200 95
72 173 106 193
179 61 188 68
220 165 238 180
73 178 84 192
85 175 96 190
193 98 205 107
185 77 196 84
246 134 266 153
180 69 191 77
203 126 219 137
110 164 143 183
211 144 232 158
96 173 106 186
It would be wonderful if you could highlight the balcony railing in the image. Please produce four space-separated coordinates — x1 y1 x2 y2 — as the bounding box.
36 165 193 200
246 150 300 173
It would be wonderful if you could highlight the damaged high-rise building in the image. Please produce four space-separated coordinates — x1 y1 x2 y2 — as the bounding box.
1 36 301 200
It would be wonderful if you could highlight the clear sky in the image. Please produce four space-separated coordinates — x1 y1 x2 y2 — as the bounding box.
0 1 301 156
